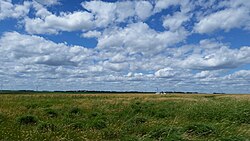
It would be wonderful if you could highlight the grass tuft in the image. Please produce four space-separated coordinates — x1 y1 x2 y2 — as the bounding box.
44 108 58 118
69 107 82 115
25 103 39 109
17 115 38 125
220 136 248 141
0 113 6 123
132 116 147 125
37 121 56 132
90 118 107 129
184 123 216 136
69 121 85 130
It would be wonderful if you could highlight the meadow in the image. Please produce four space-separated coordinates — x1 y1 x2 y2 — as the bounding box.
0 93 250 141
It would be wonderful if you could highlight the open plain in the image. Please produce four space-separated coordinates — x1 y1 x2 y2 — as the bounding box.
0 93 250 140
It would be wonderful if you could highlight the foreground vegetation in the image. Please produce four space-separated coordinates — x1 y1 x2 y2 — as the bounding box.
0 93 250 140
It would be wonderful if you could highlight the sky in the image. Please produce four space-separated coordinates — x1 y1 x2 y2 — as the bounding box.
0 0 250 93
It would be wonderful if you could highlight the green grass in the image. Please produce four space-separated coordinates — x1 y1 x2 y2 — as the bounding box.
0 93 250 140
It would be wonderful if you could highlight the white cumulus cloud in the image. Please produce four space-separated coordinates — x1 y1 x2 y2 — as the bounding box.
0 0 30 20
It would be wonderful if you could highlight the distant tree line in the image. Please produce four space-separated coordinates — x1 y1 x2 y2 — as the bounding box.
0 90 225 94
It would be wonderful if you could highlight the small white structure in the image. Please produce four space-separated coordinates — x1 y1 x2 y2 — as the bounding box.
155 87 160 94
155 87 167 94
160 91 166 94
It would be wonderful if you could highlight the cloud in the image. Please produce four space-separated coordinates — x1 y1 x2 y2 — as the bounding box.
33 0 60 6
81 1 117 28
25 11 94 34
0 31 249 93
23 1 155 34
81 30 102 38
153 0 181 13
155 68 177 78
0 32 93 67
153 0 192 14
97 22 188 56
226 70 250 80
194 5 250 33
163 12 190 31
194 70 220 78
32 1 53 18
177 40 250 70
103 61 129 72
0 0 30 20
195 9 249 33
0 31 187 87
82 0 153 23
110 53 127 63
135 1 153 20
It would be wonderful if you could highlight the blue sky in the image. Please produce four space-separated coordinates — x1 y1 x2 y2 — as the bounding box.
0 0 250 93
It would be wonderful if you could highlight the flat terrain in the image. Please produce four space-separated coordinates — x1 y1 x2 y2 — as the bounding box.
0 93 250 140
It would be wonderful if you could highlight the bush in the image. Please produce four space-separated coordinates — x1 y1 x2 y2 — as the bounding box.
17 115 38 125
185 123 216 136
37 121 56 132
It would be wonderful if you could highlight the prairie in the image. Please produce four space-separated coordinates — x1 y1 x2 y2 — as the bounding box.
0 93 250 140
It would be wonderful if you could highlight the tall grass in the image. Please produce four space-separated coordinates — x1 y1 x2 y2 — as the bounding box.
0 93 249 140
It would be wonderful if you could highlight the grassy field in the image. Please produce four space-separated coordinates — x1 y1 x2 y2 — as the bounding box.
0 93 250 141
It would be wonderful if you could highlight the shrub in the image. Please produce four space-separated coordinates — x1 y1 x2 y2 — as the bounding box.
17 115 38 125
185 123 216 136
37 121 56 132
